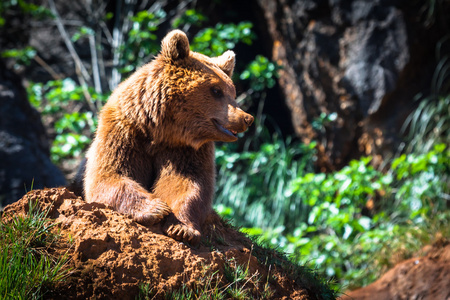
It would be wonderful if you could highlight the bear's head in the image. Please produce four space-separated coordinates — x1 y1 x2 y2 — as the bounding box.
151 30 254 149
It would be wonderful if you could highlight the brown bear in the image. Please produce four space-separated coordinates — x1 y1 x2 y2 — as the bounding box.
82 30 253 245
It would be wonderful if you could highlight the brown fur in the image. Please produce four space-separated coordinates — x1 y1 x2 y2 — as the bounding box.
83 30 253 245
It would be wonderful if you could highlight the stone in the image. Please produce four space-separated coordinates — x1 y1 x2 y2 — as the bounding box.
0 60 66 208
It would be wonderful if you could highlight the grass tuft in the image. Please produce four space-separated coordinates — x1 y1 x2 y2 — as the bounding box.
248 236 340 300
0 199 69 299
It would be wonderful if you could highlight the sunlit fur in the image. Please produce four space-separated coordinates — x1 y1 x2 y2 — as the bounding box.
84 30 253 245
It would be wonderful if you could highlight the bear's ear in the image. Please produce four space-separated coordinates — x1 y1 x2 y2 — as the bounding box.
161 30 190 61
214 50 235 77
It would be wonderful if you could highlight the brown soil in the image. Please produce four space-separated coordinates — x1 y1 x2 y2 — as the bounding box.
1 187 334 300
339 240 450 300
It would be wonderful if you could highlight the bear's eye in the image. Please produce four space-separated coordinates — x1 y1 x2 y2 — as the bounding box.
211 87 224 99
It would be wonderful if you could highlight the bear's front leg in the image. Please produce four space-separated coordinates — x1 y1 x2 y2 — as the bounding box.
153 162 214 246
86 175 172 226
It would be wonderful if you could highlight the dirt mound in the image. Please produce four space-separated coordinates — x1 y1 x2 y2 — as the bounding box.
2 188 334 300
340 240 450 300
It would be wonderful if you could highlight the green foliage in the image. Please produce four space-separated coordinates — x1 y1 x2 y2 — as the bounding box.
30 79 87 113
137 281 155 300
165 270 224 300
0 0 52 27
226 143 449 288
28 78 107 163
0 200 69 299
390 144 449 218
51 132 91 163
240 55 281 92
223 258 251 299
120 10 167 74
191 22 255 57
154 257 277 300
404 94 450 153
51 111 96 162
311 112 338 131
54 111 96 135
1 46 36 67
172 9 207 28
403 43 450 153
71 26 95 42
249 241 339 299
215 136 316 231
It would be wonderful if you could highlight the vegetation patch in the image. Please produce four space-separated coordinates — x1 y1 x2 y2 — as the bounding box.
0 199 69 299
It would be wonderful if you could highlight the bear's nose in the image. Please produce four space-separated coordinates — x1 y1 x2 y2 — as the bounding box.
244 114 254 126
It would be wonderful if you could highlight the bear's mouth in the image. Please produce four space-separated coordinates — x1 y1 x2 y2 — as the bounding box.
212 119 238 138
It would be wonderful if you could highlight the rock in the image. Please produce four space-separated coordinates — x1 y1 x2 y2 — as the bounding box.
1 187 336 300
257 0 440 169
339 240 450 300
0 61 66 208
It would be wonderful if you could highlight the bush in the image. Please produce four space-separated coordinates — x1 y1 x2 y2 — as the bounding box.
226 143 449 288
27 78 106 163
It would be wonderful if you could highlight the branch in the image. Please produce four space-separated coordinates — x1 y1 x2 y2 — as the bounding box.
95 27 107 95
47 0 91 84
33 55 62 80
111 0 124 91
89 34 102 95
48 0 96 111
110 0 138 91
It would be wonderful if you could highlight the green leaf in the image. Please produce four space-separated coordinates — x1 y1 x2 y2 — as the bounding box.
240 227 263 236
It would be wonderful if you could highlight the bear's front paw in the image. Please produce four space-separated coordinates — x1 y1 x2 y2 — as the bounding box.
133 198 171 226
163 216 201 246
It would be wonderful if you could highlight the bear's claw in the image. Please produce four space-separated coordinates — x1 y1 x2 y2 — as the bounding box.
133 198 171 226
164 219 201 245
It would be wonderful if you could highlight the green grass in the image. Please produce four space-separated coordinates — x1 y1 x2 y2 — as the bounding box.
137 263 227 300
215 134 316 231
250 240 339 300
0 200 69 299
215 130 449 289
138 256 298 300
164 270 225 300
403 94 450 154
